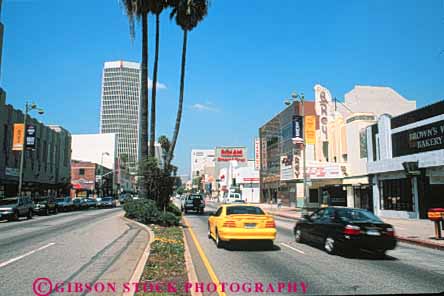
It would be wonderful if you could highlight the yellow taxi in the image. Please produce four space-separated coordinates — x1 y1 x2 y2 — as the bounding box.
208 204 277 249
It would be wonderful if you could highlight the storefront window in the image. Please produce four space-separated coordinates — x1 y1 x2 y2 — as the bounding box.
379 179 413 212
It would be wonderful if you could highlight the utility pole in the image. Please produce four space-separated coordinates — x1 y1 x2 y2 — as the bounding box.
291 92 309 215
18 102 44 196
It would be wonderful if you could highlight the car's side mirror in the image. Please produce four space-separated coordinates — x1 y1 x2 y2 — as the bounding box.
303 214 311 221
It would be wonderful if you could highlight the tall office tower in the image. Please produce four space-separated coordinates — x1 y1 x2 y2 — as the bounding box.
100 61 141 172
0 0 4 80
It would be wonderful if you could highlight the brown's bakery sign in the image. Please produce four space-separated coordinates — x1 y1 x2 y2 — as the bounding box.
392 120 444 157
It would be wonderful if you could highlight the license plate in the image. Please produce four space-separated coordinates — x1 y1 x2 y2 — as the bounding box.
366 230 381 236
244 223 256 228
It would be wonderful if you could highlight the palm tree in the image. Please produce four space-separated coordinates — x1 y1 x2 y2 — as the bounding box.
148 0 169 158
166 0 209 167
121 0 150 196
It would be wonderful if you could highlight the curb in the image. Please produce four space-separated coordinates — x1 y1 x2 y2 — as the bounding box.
120 215 155 296
182 225 202 296
267 211 301 221
396 236 444 251
267 211 444 252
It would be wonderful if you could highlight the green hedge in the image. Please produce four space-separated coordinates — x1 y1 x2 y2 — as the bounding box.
124 199 180 226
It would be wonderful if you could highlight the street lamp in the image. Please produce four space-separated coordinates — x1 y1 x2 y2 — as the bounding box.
18 101 44 196
288 92 309 215
100 152 110 197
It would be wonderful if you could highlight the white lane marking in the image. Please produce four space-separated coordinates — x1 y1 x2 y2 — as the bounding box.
281 242 305 254
0 242 56 268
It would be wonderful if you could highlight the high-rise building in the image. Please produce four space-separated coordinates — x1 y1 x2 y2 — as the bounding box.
100 61 141 171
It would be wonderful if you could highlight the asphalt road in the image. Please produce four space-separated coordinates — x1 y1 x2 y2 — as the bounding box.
0 207 148 296
182 200 444 296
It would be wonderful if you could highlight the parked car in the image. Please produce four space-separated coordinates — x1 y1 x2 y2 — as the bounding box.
84 198 98 208
208 204 276 249
293 207 397 257
181 194 205 214
97 196 116 208
33 196 58 215
0 196 34 221
119 194 128 204
56 196 74 212
73 198 88 210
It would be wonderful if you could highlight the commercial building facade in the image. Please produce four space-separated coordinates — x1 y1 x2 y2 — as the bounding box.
0 93 72 197
259 84 417 209
366 101 444 219
70 160 112 198
100 61 141 172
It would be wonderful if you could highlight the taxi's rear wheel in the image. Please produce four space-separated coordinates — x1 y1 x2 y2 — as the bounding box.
215 229 224 249
207 223 212 239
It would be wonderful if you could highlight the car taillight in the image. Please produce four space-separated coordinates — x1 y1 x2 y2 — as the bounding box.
223 221 236 228
386 227 395 237
265 220 276 228
343 225 361 235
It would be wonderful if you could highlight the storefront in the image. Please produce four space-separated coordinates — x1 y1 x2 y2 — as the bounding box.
367 101 444 219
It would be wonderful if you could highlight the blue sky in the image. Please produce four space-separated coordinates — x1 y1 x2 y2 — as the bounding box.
2 0 443 175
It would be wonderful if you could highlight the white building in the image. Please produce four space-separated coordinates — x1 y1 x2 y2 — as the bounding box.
190 149 215 178
235 160 260 203
100 61 141 171
71 133 117 170
366 101 444 220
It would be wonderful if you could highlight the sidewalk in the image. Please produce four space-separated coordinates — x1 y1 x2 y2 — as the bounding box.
259 203 444 251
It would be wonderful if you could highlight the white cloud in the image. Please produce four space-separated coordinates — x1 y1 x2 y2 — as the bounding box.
148 78 167 89
191 102 219 112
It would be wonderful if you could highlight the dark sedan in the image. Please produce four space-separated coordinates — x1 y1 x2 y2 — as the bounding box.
97 197 116 208
294 207 396 257
84 198 97 209
33 196 58 215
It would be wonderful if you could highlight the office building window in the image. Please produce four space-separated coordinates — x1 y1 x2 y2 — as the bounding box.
79 168 85 176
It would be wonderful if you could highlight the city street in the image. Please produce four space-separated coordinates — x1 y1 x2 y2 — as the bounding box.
0 208 149 296
182 201 444 296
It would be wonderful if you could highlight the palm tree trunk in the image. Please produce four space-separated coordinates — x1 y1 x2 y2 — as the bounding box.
167 29 188 168
139 13 149 197
149 13 160 159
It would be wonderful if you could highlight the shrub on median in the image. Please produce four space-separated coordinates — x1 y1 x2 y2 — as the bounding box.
166 202 182 217
124 199 180 226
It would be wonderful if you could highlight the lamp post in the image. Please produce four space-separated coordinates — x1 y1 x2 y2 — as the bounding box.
18 102 44 196
286 92 309 214
100 152 110 197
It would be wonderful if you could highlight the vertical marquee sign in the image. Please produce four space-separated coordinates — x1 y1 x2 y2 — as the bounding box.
315 84 333 142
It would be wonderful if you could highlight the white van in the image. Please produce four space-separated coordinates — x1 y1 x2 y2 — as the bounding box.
223 192 242 204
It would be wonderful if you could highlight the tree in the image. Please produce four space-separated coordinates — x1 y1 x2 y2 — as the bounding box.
148 0 169 158
121 0 150 197
166 0 209 167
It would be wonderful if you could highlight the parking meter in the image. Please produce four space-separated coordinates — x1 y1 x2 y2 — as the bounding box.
427 208 444 240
